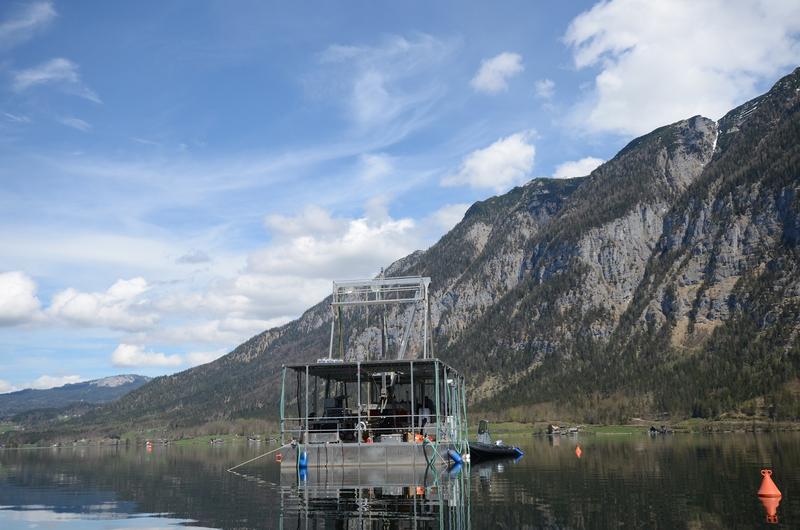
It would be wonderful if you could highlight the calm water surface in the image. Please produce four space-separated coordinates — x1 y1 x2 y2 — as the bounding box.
1 433 798 529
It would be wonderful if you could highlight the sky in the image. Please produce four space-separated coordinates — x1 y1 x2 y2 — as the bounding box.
1 0 798 392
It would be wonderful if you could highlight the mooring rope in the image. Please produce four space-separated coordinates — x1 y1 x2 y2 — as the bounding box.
226 442 292 472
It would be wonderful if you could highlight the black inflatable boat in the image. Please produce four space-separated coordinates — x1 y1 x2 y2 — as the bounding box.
469 440 524 461
468 420 524 462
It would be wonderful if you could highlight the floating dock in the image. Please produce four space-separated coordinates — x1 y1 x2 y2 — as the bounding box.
278 276 470 468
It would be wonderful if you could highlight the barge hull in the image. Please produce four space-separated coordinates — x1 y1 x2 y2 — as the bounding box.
280 442 458 468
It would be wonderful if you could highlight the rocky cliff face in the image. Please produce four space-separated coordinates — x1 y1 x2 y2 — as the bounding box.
53 68 800 433
469 68 800 420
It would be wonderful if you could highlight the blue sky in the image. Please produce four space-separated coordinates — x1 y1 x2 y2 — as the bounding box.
1 0 798 391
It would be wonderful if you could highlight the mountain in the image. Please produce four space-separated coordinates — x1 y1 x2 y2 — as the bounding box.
14 67 800 439
0 375 151 418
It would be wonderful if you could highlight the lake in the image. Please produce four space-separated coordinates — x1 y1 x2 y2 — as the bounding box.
1 432 798 529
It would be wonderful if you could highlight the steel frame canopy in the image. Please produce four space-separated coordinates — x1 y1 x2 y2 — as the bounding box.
327 275 432 361
286 358 462 383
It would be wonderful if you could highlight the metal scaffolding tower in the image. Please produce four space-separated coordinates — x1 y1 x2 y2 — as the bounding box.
327 275 432 361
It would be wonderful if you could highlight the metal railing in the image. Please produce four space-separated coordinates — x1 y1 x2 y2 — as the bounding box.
281 413 456 442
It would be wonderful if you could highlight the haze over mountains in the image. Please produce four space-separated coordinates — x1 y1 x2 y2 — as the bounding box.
0 375 150 418
7 67 800 441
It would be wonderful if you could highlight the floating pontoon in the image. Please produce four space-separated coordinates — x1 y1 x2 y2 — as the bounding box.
278 276 470 468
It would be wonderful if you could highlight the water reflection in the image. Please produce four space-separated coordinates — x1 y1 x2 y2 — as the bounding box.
0 434 798 529
279 466 470 529
0 445 272 529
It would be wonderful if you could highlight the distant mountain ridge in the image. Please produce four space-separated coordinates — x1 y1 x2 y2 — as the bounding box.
7 67 800 441
0 375 151 418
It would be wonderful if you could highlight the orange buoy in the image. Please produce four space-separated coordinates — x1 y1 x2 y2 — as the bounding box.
275 452 283 463
758 469 782 497
759 495 781 524
758 470 782 524
575 446 582 458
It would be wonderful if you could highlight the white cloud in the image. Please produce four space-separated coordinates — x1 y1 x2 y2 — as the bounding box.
153 277 308 324
265 205 346 239
111 343 182 367
430 203 471 232
48 277 157 331
252 204 419 279
4 112 31 123
0 271 42 326
176 249 211 264
228 275 328 315
351 71 392 126
186 349 229 366
552 156 604 179
319 34 453 128
470 52 524 94
58 116 91 132
565 0 800 135
363 194 392 224
0 230 197 276
441 131 535 192
534 78 555 99
148 199 443 349
0 375 85 393
358 153 393 182
0 1 56 48
131 136 160 146
144 316 290 346
13 58 101 103
30 374 82 390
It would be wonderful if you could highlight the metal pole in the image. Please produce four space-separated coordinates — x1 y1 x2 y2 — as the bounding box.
409 360 415 433
328 312 335 360
461 377 469 458
328 282 336 359
423 284 429 359
443 366 449 441
378 277 384 360
296 371 301 436
429 287 434 359
428 294 436 357
452 373 459 447
304 365 309 444
338 306 344 358
280 366 286 444
458 376 465 453
357 361 361 443
313 375 318 417
434 360 440 443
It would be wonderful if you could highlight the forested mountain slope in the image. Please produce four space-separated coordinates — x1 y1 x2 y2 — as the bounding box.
468 68 800 420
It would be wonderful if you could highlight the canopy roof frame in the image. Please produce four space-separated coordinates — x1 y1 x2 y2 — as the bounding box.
286 358 462 384
327 275 432 361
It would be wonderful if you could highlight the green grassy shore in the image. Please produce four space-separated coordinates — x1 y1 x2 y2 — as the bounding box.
3 417 800 449
488 419 800 436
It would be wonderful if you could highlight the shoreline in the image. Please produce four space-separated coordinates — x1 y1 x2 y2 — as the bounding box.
484 419 800 436
4 418 800 449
